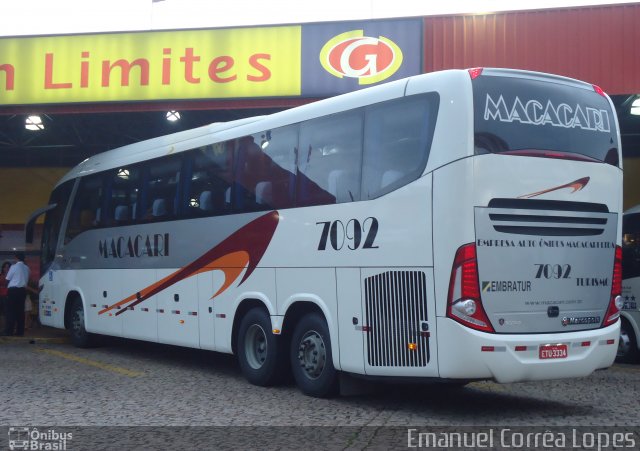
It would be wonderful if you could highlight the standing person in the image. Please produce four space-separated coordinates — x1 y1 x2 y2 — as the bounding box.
0 261 10 332
4 252 30 336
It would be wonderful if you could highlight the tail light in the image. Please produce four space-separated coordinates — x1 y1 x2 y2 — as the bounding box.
602 245 623 327
468 68 483 79
447 243 494 332
592 84 606 97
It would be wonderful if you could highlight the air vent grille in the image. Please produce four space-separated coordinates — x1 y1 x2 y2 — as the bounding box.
364 271 429 367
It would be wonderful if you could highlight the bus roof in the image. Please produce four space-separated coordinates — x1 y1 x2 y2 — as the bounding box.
54 67 602 188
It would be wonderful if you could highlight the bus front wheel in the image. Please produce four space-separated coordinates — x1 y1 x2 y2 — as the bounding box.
290 312 338 398
69 297 96 348
237 308 287 386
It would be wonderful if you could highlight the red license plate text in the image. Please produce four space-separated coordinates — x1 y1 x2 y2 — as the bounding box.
539 344 568 360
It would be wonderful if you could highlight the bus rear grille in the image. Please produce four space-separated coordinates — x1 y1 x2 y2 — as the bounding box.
487 198 609 237
364 271 429 367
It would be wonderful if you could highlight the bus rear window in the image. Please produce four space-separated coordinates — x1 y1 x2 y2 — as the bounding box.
472 75 620 166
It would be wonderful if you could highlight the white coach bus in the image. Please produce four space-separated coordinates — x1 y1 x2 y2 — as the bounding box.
27 68 624 397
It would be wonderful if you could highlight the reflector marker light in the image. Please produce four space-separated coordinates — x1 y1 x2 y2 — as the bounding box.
216 313 226 318
481 346 506 352
514 346 527 352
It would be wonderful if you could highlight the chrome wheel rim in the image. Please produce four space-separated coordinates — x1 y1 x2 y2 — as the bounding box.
297 330 326 380
245 324 268 369
72 307 84 336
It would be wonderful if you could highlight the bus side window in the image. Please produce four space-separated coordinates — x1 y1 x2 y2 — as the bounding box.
42 180 74 274
297 110 362 207
143 157 181 222
362 93 439 200
233 136 264 212
65 174 104 243
246 125 298 210
106 167 141 226
185 142 232 218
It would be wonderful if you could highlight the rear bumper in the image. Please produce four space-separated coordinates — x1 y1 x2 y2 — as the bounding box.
436 317 619 383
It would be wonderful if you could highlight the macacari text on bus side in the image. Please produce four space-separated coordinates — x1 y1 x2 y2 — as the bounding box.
98 234 169 259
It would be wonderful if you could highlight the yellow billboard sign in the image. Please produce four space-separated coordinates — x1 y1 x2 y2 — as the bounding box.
0 26 301 105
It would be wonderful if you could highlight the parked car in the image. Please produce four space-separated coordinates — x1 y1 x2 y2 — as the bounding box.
619 205 640 363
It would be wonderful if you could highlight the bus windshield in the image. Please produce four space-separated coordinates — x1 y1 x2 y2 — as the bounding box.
472 74 620 166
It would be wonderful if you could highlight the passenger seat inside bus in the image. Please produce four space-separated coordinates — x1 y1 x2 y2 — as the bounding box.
255 182 273 207
114 205 129 222
152 198 167 218
199 190 214 213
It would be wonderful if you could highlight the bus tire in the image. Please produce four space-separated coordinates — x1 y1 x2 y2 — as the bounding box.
69 297 96 348
237 307 286 386
617 318 639 363
290 312 338 398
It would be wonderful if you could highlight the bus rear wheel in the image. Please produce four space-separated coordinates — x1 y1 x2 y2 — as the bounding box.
237 307 287 386
617 318 639 363
69 297 96 348
290 312 338 398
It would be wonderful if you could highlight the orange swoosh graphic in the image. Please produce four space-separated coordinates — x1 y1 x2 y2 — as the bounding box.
99 211 279 316
518 177 590 199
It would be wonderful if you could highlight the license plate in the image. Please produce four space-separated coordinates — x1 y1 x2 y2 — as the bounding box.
539 344 568 360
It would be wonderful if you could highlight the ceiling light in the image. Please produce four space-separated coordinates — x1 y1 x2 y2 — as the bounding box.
25 115 44 131
166 110 181 122
631 98 640 116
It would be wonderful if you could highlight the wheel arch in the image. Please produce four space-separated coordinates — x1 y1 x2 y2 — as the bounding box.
231 297 272 355
63 290 84 330
281 298 340 371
